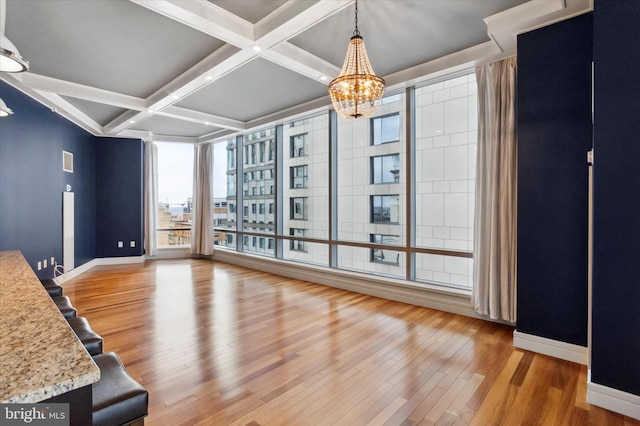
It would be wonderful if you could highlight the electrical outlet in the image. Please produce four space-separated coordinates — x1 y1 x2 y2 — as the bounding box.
130 240 135 248
37 261 41 270
43 259 48 268
51 257 55 265
118 241 123 248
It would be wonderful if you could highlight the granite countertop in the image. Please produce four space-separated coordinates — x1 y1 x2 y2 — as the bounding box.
0 250 100 403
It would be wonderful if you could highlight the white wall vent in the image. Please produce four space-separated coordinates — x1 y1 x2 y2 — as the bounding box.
63 150 73 173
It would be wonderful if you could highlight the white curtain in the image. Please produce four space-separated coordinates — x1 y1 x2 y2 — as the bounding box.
143 141 159 256
473 56 518 323
191 143 214 255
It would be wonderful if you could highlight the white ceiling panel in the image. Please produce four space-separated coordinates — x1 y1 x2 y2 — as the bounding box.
290 0 530 76
209 0 290 24
176 57 329 122
61 96 129 127
6 0 224 97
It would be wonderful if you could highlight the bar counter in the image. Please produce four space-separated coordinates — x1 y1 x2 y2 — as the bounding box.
0 250 99 403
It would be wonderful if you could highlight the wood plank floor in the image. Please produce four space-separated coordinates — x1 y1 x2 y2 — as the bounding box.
60 259 639 426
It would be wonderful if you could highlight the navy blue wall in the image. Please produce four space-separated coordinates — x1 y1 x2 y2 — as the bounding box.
0 80 144 278
95 137 144 258
516 13 593 346
0 81 96 278
592 0 640 396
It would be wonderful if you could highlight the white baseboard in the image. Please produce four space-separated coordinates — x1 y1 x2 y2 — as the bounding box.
513 330 588 365
95 255 145 265
54 255 145 284
145 247 192 259
588 371 640 420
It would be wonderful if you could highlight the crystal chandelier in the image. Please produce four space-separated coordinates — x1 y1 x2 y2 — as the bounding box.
328 0 385 119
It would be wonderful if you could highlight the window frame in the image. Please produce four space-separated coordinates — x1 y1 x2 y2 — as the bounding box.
290 134 307 158
290 165 309 189
371 154 400 184
289 228 307 252
370 234 401 265
371 113 400 146
290 197 308 220
370 195 400 224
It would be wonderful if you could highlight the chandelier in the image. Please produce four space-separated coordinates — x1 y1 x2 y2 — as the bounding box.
328 0 385 119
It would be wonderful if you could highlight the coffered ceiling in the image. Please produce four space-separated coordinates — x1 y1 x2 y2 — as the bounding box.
0 0 591 143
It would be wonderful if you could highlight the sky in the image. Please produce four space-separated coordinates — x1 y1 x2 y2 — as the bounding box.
156 142 228 205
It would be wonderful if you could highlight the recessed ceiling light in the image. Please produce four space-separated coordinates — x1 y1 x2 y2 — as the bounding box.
319 75 328 82
205 75 213 81
172 95 179 100
147 109 155 113
129 120 136 124
252 45 262 52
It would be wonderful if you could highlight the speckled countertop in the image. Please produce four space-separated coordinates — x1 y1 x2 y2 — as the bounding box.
0 250 100 403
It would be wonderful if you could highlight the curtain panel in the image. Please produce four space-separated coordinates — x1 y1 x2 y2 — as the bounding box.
473 56 518 323
143 141 158 256
191 143 214 255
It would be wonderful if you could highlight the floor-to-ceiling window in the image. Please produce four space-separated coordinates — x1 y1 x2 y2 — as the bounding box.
282 113 330 266
156 142 193 247
212 141 231 248
336 95 406 277
414 74 476 288
241 128 276 255
212 72 476 290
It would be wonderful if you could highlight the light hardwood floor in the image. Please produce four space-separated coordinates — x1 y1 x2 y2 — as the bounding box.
61 259 639 426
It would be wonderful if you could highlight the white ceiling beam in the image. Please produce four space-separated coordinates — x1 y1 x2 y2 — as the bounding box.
196 128 238 144
9 72 246 136
108 0 353 136
116 129 154 142
264 42 339 82
104 46 256 135
144 44 253 113
160 106 245 131
129 0 254 47
131 0 344 94
103 107 156 136
0 74 104 135
146 134 197 144
21 73 146 110
31 92 104 135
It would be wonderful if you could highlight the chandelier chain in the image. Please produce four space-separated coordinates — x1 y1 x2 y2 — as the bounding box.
353 0 360 37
